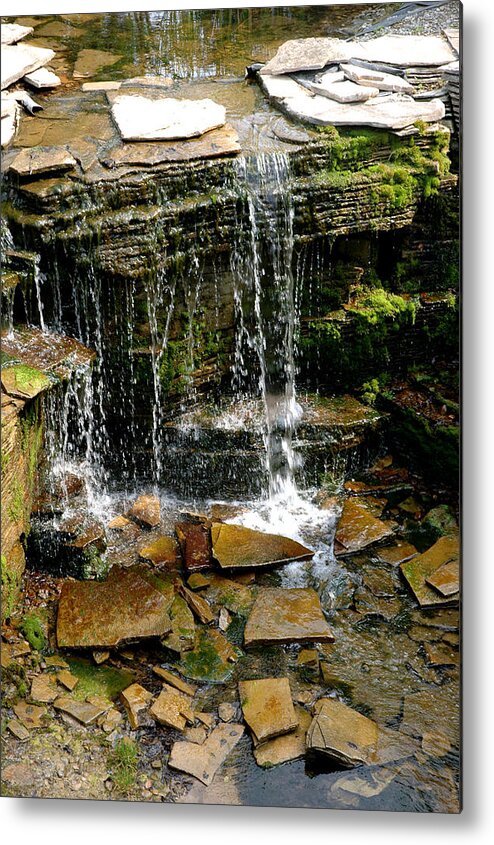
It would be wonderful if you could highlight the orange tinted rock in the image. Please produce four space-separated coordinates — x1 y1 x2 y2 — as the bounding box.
175 522 212 573
212 522 313 570
239 677 298 743
400 536 460 607
244 588 334 646
128 494 160 528
335 498 394 555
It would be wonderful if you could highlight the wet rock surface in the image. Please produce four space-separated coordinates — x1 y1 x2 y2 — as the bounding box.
244 587 335 646
212 523 313 570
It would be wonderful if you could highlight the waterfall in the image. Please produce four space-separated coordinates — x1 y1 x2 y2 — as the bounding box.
231 152 302 503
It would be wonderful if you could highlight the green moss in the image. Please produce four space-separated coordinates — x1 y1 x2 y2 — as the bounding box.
177 627 241 683
1 553 20 622
67 657 134 703
107 737 139 795
21 612 46 651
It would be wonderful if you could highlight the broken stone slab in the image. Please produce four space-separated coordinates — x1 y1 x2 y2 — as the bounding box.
138 535 180 567
24 67 61 89
176 581 215 625
161 595 195 653
178 627 240 683
218 702 237 723
7 718 30 741
102 123 241 167
152 666 197 697
307 698 416 768
128 494 160 528
150 682 195 731
341 63 414 93
443 28 460 57
56 567 172 648
304 77 380 104
30 674 59 703
262 77 445 130
401 687 460 746
239 677 298 743
120 683 154 729
423 641 459 667
244 587 334 647
330 765 398 800
425 559 460 597
175 522 212 573
261 37 356 75
13 701 47 730
253 706 312 768
1 24 34 45
107 515 131 530
56 669 79 691
111 95 226 142
203 574 255 617
1 363 51 400
168 722 244 785
2 43 56 90
218 607 231 632
184 726 208 744
53 695 109 725
307 697 378 766
374 541 418 566
335 498 395 556
211 522 313 571
261 34 455 77
400 535 460 607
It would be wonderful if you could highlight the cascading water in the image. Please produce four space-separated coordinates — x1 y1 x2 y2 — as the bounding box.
231 152 303 504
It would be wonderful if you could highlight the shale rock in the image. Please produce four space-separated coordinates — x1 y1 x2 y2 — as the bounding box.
150 682 195 731
244 587 334 646
175 522 212 573
400 535 460 606
111 95 226 141
24 67 61 89
1 43 55 90
6 146 77 177
120 683 153 729
239 677 298 743
169 722 244 784
56 567 172 648
335 498 394 555
211 522 313 570
253 706 312 768
138 535 180 567
128 494 160 528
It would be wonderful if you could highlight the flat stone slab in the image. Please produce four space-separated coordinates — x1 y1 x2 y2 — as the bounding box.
307 698 416 767
308 78 380 103
31 674 58 703
56 567 172 648
150 682 195 732
244 587 334 646
1 24 34 45
102 124 240 167
274 87 445 130
307 697 378 766
176 582 215 624
13 700 47 730
128 494 160 528
261 34 455 77
335 498 395 555
1 364 51 399
425 559 460 597
400 535 460 607
169 722 244 785
138 535 179 567
239 677 298 743
254 705 312 768
1 326 94 380
111 95 226 141
341 63 414 93
6 146 77 177
374 542 418 566
261 37 355 75
211 522 313 570
24 67 61 89
53 695 108 725
1 43 55 90
81 80 122 92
